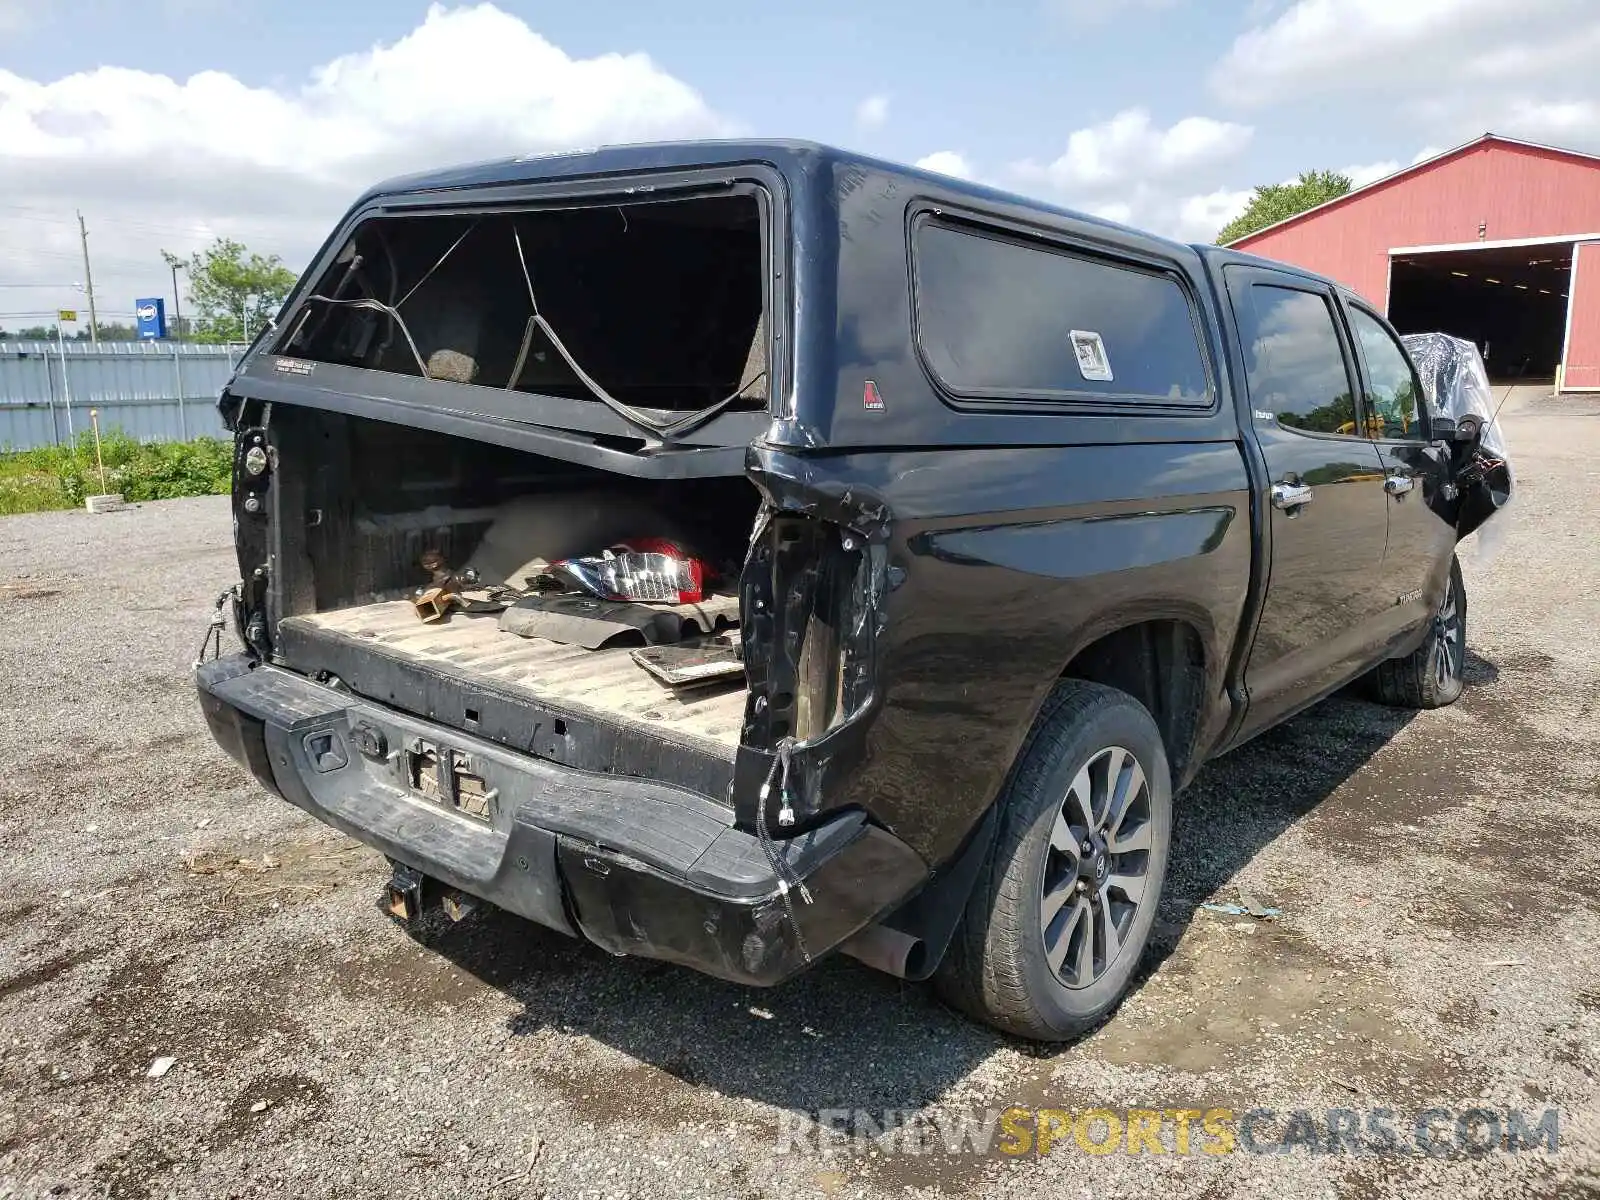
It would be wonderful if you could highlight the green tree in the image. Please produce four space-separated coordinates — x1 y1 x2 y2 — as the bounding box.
74 322 139 341
170 238 298 344
1217 170 1353 245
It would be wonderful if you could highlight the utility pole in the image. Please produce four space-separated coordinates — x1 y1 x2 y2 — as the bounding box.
171 262 184 340
77 210 100 348
162 251 186 340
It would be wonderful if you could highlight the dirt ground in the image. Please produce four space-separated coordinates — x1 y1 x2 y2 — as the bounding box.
2 389 1598 1200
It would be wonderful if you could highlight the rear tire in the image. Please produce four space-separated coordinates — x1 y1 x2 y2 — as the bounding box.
935 680 1171 1042
1367 556 1467 710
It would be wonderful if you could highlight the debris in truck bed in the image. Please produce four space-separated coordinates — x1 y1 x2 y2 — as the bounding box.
551 538 710 604
499 594 675 649
464 492 693 591
290 599 749 750
412 549 525 623
412 583 456 623
631 641 744 688
497 591 738 649
413 549 469 622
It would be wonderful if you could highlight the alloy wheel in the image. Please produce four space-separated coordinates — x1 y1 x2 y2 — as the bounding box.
1435 585 1464 689
1039 745 1153 989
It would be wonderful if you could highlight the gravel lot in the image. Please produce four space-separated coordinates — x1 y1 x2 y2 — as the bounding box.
2 390 1598 1200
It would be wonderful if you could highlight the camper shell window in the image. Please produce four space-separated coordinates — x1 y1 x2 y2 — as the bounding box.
279 191 770 439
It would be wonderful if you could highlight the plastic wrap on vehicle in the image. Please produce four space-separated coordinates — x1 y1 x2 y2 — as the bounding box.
1402 332 1514 558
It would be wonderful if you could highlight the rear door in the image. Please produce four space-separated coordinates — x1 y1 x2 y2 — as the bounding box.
1342 300 1458 645
1226 268 1393 740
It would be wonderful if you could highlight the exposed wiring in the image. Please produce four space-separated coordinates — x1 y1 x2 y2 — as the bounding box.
508 220 765 443
292 214 765 445
754 737 813 962
288 247 364 351
505 316 539 393
396 221 481 310
301 296 431 378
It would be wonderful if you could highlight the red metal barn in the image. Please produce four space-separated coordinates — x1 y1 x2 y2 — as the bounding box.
1227 135 1600 392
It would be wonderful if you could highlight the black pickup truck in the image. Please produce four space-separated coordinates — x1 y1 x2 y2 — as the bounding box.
196 141 1505 1041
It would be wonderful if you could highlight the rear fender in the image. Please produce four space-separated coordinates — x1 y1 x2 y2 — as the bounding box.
732 445 893 835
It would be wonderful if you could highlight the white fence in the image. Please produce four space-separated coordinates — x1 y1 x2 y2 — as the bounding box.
0 341 242 450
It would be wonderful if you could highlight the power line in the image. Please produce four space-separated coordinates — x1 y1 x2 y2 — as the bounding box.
0 206 310 256
1 247 180 270
0 311 145 319
1 200 286 237
0 203 312 252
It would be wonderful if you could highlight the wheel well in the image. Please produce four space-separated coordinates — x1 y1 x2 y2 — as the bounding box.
1060 621 1206 780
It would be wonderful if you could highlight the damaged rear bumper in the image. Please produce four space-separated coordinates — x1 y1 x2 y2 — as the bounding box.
196 655 925 986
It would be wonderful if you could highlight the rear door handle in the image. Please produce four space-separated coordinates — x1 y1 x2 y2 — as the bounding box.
1384 474 1416 497
1270 481 1314 510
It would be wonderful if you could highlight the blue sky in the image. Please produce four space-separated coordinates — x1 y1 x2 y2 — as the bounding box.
2 0 1598 327
5 1 1255 165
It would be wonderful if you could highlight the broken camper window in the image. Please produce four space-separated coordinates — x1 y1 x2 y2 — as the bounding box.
280 192 769 440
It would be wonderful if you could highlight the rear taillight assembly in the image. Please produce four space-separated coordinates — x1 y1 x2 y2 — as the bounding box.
552 538 708 605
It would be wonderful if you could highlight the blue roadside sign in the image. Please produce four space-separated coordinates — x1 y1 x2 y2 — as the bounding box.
135 297 168 340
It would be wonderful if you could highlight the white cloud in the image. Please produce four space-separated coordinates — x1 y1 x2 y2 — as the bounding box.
1013 108 1252 193
1212 0 1526 106
1494 98 1600 141
1085 200 1135 225
1174 188 1253 241
855 94 889 129
1459 22 1600 82
0 3 730 326
915 150 974 180
1212 0 1600 154
1005 109 1252 241
1340 159 1400 188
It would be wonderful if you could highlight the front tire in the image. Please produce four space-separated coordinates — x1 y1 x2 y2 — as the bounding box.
1367 556 1467 709
936 680 1171 1041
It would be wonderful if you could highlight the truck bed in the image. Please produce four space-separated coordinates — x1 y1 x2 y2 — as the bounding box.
281 601 747 757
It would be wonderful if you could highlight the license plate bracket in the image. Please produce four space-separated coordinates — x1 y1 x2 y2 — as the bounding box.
405 738 497 822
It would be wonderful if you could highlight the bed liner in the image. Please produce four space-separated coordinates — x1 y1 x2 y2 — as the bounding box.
283 599 747 750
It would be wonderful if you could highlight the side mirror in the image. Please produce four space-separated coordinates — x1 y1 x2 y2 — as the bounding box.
1429 415 1480 443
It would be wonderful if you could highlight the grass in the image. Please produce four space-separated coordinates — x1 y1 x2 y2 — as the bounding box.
0 430 233 515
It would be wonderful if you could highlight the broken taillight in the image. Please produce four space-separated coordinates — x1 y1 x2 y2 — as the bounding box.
551 538 708 605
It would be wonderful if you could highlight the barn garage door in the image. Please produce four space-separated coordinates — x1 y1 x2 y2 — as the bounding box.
1388 241 1573 380
1565 240 1600 391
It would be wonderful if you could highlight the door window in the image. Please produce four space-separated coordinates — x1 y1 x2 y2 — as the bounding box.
1238 285 1362 436
1347 306 1425 439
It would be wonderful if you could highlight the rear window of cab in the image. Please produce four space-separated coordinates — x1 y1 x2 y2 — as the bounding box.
912 217 1212 408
